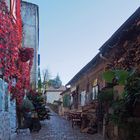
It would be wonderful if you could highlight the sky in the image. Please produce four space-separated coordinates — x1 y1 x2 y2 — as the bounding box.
24 0 140 85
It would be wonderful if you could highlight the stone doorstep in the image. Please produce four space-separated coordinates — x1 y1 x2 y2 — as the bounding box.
10 133 17 140
13 128 32 139
16 128 31 135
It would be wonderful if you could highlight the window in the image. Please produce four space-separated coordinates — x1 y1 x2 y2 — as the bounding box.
80 91 86 106
92 86 98 100
70 94 73 105
5 0 11 11
63 94 70 107
4 84 9 112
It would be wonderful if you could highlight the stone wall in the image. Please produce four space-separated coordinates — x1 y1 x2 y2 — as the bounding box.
0 79 17 140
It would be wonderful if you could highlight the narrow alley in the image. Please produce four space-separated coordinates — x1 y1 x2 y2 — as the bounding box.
15 111 103 140
0 1 140 140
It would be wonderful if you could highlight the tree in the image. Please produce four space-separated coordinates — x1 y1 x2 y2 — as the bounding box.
42 69 51 91
48 74 62 89
54 74 62 88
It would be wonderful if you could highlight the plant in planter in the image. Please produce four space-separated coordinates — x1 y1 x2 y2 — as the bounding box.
124 72 140 117
102 69 140 139
27 91 50 120
98 87 113 112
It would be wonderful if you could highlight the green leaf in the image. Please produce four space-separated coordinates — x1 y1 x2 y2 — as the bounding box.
102 70 115 83
98 88 113 102
115 70 129 85
134 93 140 97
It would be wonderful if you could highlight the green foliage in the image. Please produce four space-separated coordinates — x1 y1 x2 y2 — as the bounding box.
102 70 115 83
102 69 140 122
103 69 129 85
115 70 129 85
110 99 130 126
28 92 50 120
102 69 140 139
38 79 42 92
98 88 113 103
123 72 140 117
108 114 120 126
21 97 35 111
48 74 62 89
111 99 125 111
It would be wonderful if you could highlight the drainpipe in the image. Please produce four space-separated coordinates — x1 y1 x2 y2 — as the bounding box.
99 53 108 61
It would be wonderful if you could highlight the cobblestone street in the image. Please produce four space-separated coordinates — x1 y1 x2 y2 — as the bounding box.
15 112 104 140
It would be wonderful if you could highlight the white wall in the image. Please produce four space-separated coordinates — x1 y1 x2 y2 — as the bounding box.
47 91 61 103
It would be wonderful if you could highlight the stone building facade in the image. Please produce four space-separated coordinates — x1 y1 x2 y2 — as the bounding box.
66 7 140 138
21 1 39 89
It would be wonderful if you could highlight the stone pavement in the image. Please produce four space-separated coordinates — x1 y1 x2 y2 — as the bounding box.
15 112 104 140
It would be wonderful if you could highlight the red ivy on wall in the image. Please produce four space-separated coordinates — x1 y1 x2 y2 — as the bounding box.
0 1 34 105
19 48 34 63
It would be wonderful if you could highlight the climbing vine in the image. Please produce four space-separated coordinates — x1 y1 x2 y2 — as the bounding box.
0 1 34 105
